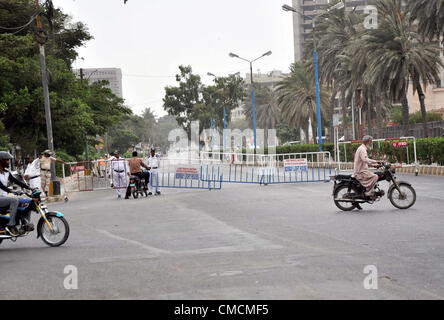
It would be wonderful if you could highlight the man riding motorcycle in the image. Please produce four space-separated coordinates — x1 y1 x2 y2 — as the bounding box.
125 151 150 199
0 151 33 236
353 135 383 199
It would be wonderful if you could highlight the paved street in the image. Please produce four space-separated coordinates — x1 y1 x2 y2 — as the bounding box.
1 174 444 300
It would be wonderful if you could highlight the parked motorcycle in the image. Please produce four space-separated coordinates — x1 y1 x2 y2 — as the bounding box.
332 162 416 211
0 189 69 247
129 172 149 199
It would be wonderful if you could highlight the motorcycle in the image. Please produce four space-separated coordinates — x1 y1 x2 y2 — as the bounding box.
332 162 416 211
0 188 69 247
129 171 149 199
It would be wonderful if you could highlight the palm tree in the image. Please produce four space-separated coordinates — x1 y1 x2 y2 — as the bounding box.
408 0 444 41
275 63 330 143
362 0 443 137
243 84 281 145
306 5 363 141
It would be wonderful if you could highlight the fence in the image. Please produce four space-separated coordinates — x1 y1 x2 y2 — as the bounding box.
344 121 444 140
200 152 332 185
63 157 223 193
336 136 418 173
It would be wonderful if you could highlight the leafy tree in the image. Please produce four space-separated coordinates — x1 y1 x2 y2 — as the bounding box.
0 0 130 159
163 65 245 138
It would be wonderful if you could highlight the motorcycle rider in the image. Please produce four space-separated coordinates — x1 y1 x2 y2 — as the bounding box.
353 135 382 199
125 151 150 199
0 151 32 236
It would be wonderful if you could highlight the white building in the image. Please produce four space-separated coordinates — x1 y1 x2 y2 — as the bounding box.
73 68 123 98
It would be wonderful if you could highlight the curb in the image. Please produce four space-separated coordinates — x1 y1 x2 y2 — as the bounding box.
396 166 444 176
43 195 68 203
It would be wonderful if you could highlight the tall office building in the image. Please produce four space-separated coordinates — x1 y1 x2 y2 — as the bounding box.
291 0 373 62
73 68 123 98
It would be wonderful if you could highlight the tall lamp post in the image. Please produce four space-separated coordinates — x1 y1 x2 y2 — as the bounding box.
282 1 344 152
228 51 272 153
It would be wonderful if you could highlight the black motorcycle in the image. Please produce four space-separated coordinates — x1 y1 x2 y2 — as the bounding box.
0 189 69 247
129 170 149 199
332 162 416 211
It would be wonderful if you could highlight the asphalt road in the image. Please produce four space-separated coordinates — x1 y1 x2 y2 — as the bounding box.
1 174 443 300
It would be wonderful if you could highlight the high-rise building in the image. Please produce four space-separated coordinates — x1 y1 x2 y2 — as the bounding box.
291 0 373 62
73 68 123 98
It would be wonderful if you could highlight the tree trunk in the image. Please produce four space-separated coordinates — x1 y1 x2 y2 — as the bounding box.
376 92 383 139
367 92 373 137
416 82 429 138
400 92 410 137
341 91 348 141
329 90 336 143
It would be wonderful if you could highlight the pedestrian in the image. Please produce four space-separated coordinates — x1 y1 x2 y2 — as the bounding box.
108 150 128 198
23 154 41 190
146 148 161 195
40 150 64 196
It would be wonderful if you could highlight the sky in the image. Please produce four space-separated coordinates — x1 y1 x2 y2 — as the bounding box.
51 0 295 118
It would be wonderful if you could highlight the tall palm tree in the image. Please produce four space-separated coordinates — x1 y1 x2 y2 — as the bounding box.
275 63 330 143
306 5 363 141
408 0 444 42
362 0 443 137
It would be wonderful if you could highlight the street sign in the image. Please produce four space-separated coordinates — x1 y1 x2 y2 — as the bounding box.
175 167 200 180
284 159 308 172
393 141 408 148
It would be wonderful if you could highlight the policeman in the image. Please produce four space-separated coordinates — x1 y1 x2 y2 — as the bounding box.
40 149 63 196
24 154 41 190
146 148 161 195
108 150 128 198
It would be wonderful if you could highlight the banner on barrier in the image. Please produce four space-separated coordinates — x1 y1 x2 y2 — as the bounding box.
284 159 308 172
175 167 200 180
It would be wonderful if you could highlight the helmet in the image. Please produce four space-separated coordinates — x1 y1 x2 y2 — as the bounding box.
0 151 13 160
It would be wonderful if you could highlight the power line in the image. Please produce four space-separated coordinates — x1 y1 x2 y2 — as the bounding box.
122 68 250 80
0 12 39 31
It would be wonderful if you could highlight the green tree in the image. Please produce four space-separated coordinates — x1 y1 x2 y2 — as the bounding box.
362 0 443 137
275 63 330 143
408 0 444 42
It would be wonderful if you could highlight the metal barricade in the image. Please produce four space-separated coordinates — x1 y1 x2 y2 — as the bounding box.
200 152 332 185
337 136 419 174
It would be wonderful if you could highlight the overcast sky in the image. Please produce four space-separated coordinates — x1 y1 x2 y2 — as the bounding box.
51 0 295 118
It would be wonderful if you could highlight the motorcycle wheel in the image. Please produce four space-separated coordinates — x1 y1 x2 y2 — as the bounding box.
39 214 70 247
132 190 139 199
389 183 416 209
334 185 359 211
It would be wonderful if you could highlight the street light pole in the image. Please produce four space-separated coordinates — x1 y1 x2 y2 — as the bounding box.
282 1 344 152
229 51 272 153
34 0 56 180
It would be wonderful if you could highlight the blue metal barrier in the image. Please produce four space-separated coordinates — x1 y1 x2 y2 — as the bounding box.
200 163 331 185
151 170 223 191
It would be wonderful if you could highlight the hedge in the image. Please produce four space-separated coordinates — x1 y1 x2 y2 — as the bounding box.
234 137 444 165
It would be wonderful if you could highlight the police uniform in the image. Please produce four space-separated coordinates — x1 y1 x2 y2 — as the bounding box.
40 150 56 195
24 158 41 189
147 154 161 194
109 156 128 197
